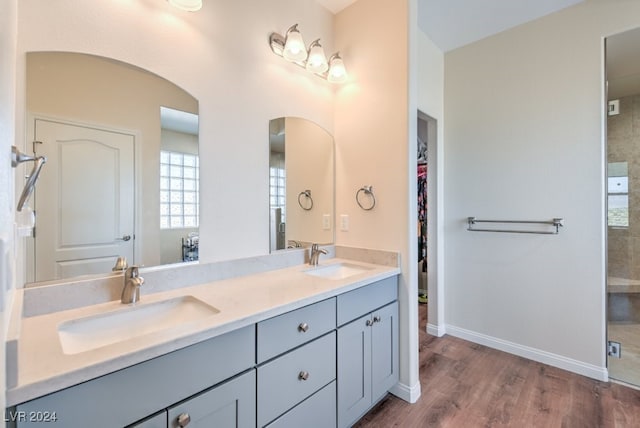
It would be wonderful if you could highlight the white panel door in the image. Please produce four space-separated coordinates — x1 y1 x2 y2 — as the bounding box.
33 118 135 281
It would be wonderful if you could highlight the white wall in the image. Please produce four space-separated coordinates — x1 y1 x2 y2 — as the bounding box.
16 0 336 267
334 0 420 402
444 0 640 379
416 29 444 335
0 0 18 410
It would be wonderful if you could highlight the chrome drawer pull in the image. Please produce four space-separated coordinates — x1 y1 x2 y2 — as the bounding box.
177 413 191 427
298 322 309 332
298 371 310 381
373 315 382 323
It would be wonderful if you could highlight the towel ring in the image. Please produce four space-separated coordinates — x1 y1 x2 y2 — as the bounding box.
298 190 313 211
356 185 376 210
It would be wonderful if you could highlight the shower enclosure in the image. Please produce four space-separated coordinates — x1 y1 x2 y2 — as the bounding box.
606 27 640 387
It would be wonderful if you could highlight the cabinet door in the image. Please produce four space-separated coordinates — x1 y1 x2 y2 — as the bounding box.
371 301 399 401
167 370 255 428
266 381 336 428
337 313 372 428
128 411 167 428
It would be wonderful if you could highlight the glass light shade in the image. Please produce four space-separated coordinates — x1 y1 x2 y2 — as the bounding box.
306 40 329 74
283 28 307 62
167 0 202 11
327 54 347 83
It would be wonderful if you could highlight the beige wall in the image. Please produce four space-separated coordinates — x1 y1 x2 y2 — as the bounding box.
26 52 197 270
335 0 419 401
285 118 334 246
444 0 640 378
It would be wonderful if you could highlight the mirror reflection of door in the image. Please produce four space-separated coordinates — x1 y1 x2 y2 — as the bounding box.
24 52 199 285
606 26 640 387
32 118 135 281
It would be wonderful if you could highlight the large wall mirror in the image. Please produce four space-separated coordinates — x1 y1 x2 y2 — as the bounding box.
269 117 334 252
24 52 199 285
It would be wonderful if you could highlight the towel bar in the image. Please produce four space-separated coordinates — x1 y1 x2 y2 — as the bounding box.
467 217 563 235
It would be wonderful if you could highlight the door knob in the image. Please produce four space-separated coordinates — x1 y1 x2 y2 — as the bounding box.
116 234 131 241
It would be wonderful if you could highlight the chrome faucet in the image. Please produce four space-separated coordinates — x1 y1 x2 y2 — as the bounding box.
309 244 328 266
121 265 144 304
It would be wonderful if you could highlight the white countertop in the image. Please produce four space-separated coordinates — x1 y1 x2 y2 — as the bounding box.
7 257 399 406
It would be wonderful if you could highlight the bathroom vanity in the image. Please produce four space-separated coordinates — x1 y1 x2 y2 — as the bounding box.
6 253 399 428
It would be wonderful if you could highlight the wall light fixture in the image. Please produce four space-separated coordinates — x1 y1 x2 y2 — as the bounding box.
167 0 202 12
270 24 348 83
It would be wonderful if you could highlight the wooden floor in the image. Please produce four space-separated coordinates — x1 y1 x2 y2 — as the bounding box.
354 303 640 428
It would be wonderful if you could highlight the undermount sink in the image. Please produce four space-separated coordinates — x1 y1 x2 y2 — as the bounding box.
304 262 373 280
58 296 219 355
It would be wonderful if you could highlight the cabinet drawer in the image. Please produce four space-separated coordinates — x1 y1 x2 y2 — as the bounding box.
14 325 255 428
257 332 336 426
257 297 336 362
266 381 336 428
337 276 397 326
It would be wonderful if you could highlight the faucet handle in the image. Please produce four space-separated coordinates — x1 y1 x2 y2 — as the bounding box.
112 256 128 272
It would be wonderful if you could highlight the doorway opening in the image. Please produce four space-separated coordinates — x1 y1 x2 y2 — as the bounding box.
417 111 437 332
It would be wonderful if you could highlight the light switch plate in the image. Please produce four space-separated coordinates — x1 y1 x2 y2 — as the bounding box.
340 214 349 231
322 214 331 230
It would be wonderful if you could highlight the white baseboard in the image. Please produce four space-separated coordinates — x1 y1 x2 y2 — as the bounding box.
446 325 608 382
426 323 445 337
389 381 421 404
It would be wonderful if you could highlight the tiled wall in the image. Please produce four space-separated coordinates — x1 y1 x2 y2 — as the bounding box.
608 95 640 280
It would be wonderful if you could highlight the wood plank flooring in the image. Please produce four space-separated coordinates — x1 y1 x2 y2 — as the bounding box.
354 303 640 428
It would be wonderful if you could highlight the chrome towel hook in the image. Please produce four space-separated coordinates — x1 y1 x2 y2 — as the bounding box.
356 185 376 210
298 189 314 211
11 145 47 212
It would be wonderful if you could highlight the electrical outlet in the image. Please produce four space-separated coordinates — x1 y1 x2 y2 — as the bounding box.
340 214 349 231
608 341 621 358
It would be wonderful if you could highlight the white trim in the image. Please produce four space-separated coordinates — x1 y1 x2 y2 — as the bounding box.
426 323 445 337
446 325 608 382
389 380 421 404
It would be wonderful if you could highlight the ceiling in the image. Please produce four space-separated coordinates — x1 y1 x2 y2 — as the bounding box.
314 1 640 98
316 0 585 52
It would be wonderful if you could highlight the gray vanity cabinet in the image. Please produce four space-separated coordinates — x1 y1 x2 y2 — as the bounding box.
9 274 399 428
11 325 255 428
256 298 337 428
336 277 399 428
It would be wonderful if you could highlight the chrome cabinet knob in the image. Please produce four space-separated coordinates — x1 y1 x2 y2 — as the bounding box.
177 413 191 427
366 319 373 327
298 322 309 332
373 315 381 323
298 371 310 381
